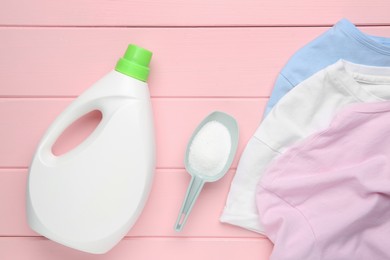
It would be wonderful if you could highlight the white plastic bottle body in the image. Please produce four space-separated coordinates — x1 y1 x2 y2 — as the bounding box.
27 70 155 254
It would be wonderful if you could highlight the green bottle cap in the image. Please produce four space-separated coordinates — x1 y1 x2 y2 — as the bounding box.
115 44 152 82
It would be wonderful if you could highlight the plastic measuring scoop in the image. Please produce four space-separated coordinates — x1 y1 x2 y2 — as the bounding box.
174 111 239 232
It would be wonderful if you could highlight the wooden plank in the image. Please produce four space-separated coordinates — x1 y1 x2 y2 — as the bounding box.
0 26 326 97
0 237 272 260
0 169 263 237
3 27 390 98
0 98 264 168
1 0 390 26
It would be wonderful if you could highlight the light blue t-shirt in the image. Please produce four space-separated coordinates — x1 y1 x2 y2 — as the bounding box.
265 18 390 116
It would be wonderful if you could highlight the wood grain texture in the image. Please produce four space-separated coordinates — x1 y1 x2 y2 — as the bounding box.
0 237 272 260
0 98 265 168
1 0 390 26
0 169 263 237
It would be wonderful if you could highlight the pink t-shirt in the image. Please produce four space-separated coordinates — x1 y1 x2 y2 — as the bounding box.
257 101 390 260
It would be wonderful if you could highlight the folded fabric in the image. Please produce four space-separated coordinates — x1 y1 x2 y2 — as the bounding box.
257 101 390 260
265 18 390 117
220 60 390 233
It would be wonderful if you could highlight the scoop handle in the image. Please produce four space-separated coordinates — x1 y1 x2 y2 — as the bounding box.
174 175 205 232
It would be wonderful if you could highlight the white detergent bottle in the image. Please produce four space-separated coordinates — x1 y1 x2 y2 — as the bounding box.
26 44 155 254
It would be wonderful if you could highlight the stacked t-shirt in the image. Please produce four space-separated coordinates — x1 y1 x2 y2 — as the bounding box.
257 101 390 260
266 18 390 116
221 18 390 234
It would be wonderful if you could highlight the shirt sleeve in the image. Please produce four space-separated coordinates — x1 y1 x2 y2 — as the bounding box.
257 185 317 260
220 68 337 233
255 70 336 152
264 25 339 117
220 136 281 232
264 73 294 117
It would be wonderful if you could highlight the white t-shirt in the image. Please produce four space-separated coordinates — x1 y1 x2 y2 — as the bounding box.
220 60 390 233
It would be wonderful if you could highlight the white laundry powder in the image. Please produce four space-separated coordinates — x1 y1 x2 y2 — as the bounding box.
188 120 231 177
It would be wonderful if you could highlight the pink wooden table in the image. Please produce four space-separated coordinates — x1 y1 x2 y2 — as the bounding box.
1 1 390 259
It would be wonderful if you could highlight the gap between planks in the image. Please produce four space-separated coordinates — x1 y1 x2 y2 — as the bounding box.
2 24 390 28
0 96 270 99
0 235 267 241
0 167 238 170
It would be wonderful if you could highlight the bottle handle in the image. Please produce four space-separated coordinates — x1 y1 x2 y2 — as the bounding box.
37 97 107 162
174 175 205 232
